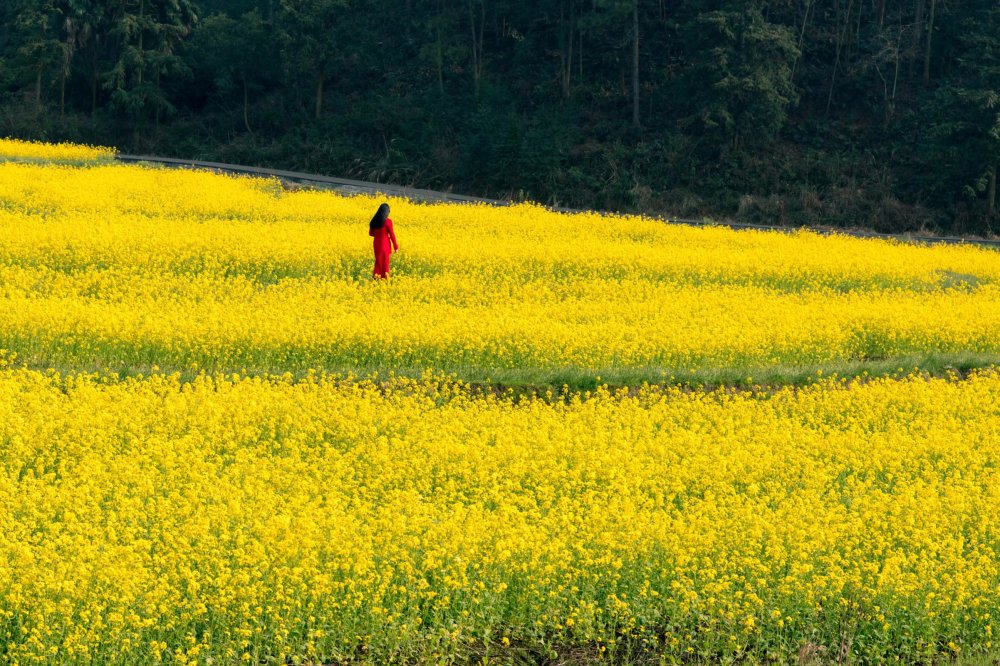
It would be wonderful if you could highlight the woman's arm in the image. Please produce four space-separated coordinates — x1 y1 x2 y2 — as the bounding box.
387 219 399 251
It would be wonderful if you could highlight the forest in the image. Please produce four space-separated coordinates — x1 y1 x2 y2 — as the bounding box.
1 0 998 235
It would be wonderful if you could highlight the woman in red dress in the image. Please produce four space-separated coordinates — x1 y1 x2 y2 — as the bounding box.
368 203 399 279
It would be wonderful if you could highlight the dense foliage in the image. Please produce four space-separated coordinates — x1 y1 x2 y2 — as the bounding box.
0 2 997 234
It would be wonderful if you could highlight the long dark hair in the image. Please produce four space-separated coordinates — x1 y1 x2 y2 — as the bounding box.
369 203 390 230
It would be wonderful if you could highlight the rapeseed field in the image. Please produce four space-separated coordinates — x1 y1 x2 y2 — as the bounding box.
1 155 999 385
2 369 999 663
0 138 114 164
1 139 998 664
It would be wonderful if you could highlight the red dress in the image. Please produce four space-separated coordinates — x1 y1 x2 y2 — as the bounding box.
370 218 398 278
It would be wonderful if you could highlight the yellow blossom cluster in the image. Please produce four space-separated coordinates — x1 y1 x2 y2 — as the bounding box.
0 137 115 164
0 368 998 663
0 160 998 383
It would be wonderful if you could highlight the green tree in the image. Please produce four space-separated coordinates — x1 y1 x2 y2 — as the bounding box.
11 0 64 106
922 2 1000 232
680 2 799 153
105 0 198 122
278 0 348 118
55 0 110 114
187 11 275 136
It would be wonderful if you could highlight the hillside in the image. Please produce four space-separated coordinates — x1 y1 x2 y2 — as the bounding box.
2 2 999 235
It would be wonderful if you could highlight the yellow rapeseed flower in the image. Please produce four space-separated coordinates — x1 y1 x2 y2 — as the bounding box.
0 143 998 663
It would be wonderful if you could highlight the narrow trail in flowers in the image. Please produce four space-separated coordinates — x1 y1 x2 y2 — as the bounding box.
116 154 1000 251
